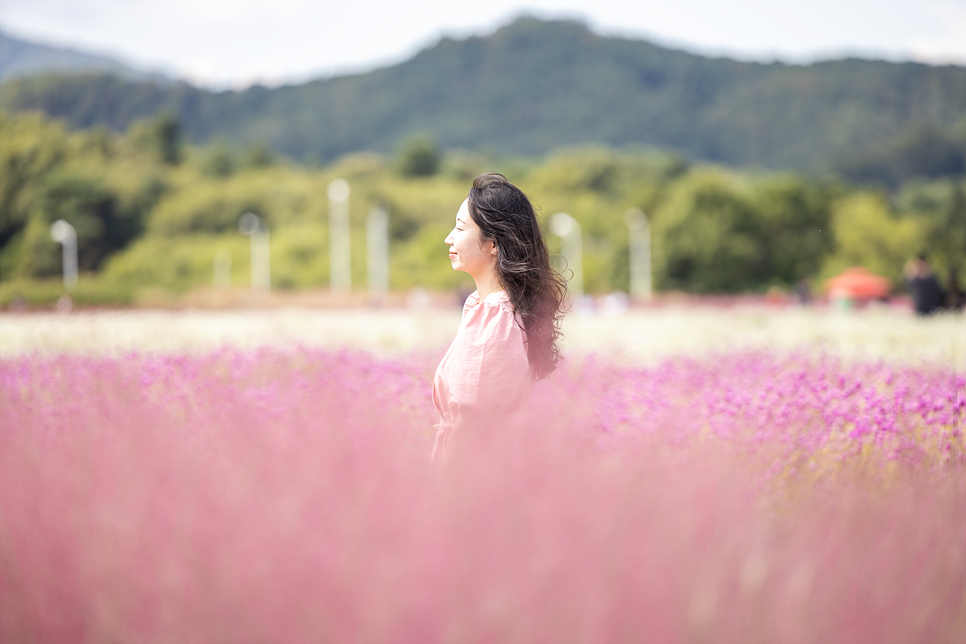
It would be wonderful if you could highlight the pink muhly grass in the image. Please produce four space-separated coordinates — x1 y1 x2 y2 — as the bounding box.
0 348 964 643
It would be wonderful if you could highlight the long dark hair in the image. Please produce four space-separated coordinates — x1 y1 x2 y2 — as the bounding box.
467 172 567 380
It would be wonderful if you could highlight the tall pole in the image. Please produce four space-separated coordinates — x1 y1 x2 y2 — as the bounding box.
328 178 351 290
550 212 583 300
367 205 389 298
49 219 78 290
624 208 652 302
213 249 232 288
238 212 270 292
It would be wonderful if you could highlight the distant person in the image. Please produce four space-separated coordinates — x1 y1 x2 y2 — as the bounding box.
792 280 812 306
945 267 965 311
431 173 567 465
905 254 944 316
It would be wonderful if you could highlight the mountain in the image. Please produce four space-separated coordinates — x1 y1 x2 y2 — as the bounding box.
0 30 165 83
1 17 963 177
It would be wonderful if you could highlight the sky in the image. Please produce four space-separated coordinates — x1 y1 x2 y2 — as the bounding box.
1 0 964 88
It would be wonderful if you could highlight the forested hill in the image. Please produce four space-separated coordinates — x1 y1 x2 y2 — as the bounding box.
1 17 964 177
0 30 161 83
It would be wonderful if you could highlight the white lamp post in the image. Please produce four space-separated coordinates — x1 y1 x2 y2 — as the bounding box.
238 212 270 292
328 178 351 290
367 205 389 298
49 219 78 290
213 249 232 288
624 207 652 302
550 212 583 300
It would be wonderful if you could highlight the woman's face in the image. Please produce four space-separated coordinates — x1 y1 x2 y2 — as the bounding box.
445 199 496 279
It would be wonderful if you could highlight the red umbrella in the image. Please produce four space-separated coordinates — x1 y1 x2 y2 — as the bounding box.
825 267 892 300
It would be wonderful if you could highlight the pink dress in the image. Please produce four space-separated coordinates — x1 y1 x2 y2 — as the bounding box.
431 290 533 463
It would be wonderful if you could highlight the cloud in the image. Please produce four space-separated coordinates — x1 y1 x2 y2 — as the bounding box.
1 0 962 88
908 0 966 64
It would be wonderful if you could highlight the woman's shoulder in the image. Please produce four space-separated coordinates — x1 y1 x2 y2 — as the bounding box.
464 290 522 331
465 289 513 313
461 290 480 315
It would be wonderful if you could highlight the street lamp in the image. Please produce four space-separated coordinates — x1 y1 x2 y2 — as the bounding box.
624 208 652 302
49 219 78 290
367 205 389 298
238 212 270 292
213 249 232 289
550 212 583 300
328 178 351 290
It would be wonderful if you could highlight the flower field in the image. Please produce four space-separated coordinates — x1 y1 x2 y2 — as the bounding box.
2 328 964 642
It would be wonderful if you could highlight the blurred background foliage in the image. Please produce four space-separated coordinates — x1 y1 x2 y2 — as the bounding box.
1 17 964 306
1 108 963 306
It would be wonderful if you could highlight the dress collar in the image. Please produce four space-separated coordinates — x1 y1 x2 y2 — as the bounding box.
468 289 509 307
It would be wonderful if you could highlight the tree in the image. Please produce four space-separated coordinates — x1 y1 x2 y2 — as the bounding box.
16 169 139 278
652 170 764 292
754 177 834 285
821 193 923 284
396 136 441 177
243 143 275 169
129 112 183 165
0 111 68 249
926 182 966 276
200 140 237 177
837 125 966 188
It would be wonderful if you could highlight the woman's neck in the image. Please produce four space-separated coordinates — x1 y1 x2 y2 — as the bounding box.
473 269 503 301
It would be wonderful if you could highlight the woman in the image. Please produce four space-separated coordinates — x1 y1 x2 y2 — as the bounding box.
431 173 567 464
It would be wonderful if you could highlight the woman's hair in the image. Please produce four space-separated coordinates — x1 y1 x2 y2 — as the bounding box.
467 172 567 380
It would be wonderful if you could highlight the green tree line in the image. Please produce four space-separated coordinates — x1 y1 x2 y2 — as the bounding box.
1 110 964 306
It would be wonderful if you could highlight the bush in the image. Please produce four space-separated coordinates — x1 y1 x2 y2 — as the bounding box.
0 276 135 307
103 234 251 292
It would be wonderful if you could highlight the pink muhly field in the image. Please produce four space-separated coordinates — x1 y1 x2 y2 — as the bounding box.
1 348 964 643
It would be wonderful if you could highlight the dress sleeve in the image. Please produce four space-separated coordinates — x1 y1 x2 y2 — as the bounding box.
448 302 531 413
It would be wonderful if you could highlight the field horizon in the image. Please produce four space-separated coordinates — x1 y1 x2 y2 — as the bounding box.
2 303 964 373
